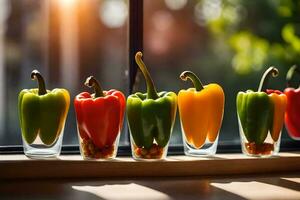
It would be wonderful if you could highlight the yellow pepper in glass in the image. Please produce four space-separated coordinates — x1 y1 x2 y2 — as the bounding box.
178 71 225 156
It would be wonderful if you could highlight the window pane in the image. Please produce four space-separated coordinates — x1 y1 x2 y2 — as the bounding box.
141 0 299 146
0 0 128 146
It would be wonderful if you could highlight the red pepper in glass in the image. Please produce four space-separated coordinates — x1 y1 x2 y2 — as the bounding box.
74 76 125 159
284 65 300 140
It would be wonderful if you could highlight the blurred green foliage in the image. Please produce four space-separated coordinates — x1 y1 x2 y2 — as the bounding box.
205 0 300 74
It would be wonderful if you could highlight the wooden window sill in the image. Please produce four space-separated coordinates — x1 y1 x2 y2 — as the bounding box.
1 152 300 179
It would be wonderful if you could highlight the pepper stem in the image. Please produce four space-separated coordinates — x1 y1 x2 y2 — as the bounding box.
286 65 300 87
135 52 159 99
258 66 279 92
84 76 105 98
180 71 204 91
31 70 47 95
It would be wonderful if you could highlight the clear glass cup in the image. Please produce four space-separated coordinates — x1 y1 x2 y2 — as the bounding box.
130 135 169 161
182 132 219 156
237 115 282 157
22 126 65 159
77 129 120 160
180 122 220 157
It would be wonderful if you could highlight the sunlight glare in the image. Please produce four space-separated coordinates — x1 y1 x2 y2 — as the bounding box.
165 0 187 11
211 181 300 199
72 184 170 200
194 0 222 26
100 0 128 28
60 0 77 8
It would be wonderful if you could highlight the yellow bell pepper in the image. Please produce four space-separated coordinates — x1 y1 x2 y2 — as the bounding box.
178 71 225 149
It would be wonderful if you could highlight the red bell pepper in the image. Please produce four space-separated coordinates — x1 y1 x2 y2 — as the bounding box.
284 65 300 140
74 76 125 158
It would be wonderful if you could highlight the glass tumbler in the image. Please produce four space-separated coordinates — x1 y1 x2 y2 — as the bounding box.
75 100 123 160
130 135 170 161
237 92 287 157
78 130 120 160
178 87 225 157
22 128 65 158
179 113 223 157
19 91 70 159
127 102 177 161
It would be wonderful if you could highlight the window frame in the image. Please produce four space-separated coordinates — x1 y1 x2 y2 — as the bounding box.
0 0 300 155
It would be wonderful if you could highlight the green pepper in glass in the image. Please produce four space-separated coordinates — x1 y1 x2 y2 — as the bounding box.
237 67 287 156
127 52 177 160
19 70 70 157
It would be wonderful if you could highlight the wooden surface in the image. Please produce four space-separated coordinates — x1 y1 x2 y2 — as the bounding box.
0 173 299 199
0 153 300 179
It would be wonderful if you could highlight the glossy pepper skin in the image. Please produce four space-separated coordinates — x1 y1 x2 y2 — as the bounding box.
237 67 286 145
127 52 177 149
178 71 224 148
74 76 125 149
18 70 70 146
284 65 300 139
265 90 287 142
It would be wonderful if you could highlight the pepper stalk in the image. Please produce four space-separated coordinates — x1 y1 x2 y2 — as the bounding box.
85 76 105 98
135 52 159 99
258 66 279 92
31 70 47 95
180 71 204 91
286 65 300 88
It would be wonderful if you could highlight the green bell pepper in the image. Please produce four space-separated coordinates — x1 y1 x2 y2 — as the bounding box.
18 70 70 146
236 67 278 144
127 52 177 149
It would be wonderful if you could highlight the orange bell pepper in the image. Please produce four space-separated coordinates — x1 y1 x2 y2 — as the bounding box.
266 90 287 142
178 71 225 149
